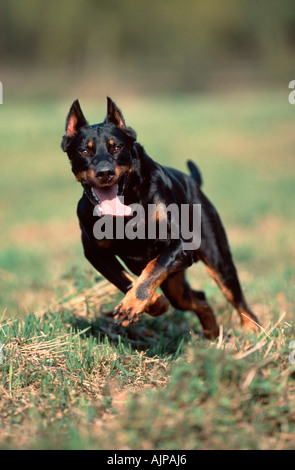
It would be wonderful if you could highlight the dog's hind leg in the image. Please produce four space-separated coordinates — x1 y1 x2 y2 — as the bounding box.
197 199 260 333
197 234 260 334
203 257 260 333
161 271 219 339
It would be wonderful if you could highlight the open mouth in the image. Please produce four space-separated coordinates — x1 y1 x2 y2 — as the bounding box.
83 180 132 217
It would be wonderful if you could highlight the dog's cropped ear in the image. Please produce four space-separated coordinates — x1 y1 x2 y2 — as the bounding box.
61 100 88 151
105 97 137 142
106 97 126 127
65 99 88 136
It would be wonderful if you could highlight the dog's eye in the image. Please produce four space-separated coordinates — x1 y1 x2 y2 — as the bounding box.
81 149 89 156
114 145 122 152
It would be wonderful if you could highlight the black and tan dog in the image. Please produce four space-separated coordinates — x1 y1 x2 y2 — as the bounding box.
61 97 260 338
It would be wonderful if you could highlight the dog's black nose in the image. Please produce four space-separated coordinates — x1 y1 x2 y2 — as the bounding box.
95 165 116 182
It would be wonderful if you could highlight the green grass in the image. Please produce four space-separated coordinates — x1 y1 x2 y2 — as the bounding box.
0 90 295 449
1 305 294 449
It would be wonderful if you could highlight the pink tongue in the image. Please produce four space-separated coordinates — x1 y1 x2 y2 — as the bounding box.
93 185 132 216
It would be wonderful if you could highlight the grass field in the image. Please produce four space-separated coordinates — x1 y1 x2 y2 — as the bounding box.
0 90 295 449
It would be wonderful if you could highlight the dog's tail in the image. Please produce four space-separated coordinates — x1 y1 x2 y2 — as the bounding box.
187 160 203 186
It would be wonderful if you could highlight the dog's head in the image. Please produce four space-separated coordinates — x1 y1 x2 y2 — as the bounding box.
61 97 137 215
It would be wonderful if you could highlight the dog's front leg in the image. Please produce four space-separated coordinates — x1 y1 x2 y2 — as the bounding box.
82 232 170 317
113 243 192 327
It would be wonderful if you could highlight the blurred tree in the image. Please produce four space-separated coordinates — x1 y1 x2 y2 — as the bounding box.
1 0 295 91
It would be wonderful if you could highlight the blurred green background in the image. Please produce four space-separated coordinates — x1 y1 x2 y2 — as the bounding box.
0 0 295 320
1 0 295 96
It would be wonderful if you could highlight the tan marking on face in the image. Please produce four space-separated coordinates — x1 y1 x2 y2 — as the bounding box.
75 171 87 183
75 169 95 183
87 141 93 148
109 139 114 146
114 165 130 180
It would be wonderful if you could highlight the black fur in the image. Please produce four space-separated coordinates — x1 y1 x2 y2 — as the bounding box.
61 97 260 338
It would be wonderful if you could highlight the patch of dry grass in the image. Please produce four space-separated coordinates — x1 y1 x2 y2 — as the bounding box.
0 276 294 449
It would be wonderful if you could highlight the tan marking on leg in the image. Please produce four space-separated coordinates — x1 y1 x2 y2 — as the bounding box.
205 264 235 304
113 256 169 326
204 262 259 333
163 271 219 339
145 293 169 317
118 270 169 316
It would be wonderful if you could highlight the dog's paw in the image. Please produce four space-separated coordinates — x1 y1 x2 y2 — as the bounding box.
240 312 261 335
113 292 169 327
145 293 169 317
242 320 260 335
113 296 146 327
